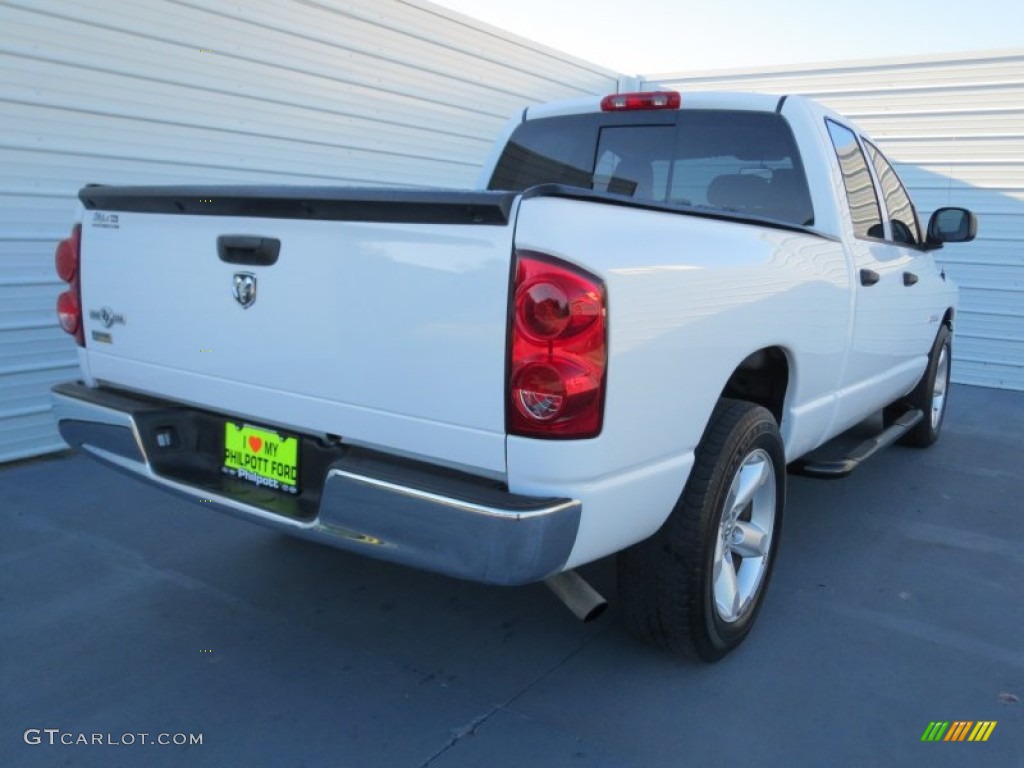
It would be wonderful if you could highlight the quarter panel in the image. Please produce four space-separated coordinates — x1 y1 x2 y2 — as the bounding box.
508 197 852 564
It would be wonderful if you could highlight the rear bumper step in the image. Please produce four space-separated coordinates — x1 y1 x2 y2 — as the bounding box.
51 382 581 585
790 409 924 479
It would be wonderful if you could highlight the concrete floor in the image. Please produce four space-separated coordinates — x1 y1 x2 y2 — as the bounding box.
1 383 1021 767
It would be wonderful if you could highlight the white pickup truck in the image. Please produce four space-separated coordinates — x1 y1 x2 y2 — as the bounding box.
51 90 977 660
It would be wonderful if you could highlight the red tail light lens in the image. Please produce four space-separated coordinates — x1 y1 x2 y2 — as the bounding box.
57 290 81 334
508 252 607 438
518 281 571 339
55 224 80 282
54 224 84 347
601 91 681 112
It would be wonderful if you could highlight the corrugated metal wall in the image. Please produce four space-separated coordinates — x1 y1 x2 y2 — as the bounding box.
0 0 620 463
644 50 1024 391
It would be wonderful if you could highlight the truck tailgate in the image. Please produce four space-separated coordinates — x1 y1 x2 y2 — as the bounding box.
76 187 518 475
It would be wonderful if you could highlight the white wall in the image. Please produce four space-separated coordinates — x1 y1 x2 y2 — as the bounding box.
3 4 1019 464
644 50 1024 391
0 0 621 463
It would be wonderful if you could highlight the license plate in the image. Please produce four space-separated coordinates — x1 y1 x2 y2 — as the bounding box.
222 422 300 495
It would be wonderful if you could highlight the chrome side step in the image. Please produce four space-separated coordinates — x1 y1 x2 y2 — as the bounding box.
790 409 924 479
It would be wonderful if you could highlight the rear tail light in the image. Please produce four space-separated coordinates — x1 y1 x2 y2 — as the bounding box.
55 225 80 282
508 251 607 438
54 223 84 346
57 290 81 334
601 91 681 112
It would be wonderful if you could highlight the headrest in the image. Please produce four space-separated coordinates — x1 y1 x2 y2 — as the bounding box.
707 174 771 209
609 159 653 198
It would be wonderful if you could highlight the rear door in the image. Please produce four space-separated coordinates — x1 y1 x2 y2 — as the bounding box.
824 120 924 430
862 139 950 354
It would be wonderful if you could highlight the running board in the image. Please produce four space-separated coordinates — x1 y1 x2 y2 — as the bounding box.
790 409 924 479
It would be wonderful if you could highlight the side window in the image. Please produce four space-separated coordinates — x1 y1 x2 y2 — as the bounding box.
826 120 883 240
864 141 921 245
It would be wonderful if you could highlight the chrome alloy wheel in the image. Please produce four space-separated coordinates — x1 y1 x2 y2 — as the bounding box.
713 448 777 624
931 343 950 430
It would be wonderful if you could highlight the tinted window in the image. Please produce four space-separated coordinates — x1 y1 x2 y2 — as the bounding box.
670 111 813 226
592 126 676 201
864 141 921 245
826 120 883 239
487 114 598 192
488 110 814 226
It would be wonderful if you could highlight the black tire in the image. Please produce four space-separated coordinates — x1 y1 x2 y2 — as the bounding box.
618 398 786 661
890 324 952 448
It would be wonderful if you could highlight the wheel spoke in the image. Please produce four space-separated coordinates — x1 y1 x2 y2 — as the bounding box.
713 446 777 626
713 551 740 621
731 520 769 558
932 345 949 429
729 456 770 519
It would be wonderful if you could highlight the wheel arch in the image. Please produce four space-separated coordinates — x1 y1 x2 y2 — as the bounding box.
718 346 792 428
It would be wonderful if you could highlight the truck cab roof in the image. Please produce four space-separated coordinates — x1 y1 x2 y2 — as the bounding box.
525 91 790 121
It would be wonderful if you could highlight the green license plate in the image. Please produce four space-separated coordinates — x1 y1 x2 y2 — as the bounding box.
222 421 300 495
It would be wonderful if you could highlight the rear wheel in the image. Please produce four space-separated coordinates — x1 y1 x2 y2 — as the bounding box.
618 399 785 661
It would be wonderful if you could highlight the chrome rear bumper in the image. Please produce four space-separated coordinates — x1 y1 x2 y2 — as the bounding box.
51 382 580 585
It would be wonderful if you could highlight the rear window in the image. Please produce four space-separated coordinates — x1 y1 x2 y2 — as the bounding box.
488 110 814 226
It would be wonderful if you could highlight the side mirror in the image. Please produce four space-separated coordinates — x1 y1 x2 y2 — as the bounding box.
926 207 978 246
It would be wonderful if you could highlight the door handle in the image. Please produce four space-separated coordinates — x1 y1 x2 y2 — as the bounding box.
903 272 919 286
860 269 880 286
217 236 280 266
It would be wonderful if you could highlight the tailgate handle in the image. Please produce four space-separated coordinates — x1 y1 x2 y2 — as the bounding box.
217 236 280 266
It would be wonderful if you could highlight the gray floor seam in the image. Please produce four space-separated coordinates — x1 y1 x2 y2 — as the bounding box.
415 626 610 768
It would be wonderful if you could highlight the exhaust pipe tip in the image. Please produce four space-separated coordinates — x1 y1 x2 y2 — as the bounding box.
544 570 608 622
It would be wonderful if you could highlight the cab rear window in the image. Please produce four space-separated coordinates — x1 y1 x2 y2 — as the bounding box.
488 110 814 227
